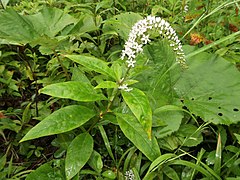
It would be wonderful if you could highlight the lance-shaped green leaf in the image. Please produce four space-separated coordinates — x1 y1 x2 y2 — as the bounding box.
147 153 176 174
95 81 117 89
175 52 240 125
65 133 93 180
20 105 95 142
116 113 160 161
121 88 152 138
40 81 106 102
66 55 115 79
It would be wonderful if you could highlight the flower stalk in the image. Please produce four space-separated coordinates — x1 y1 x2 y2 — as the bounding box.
119 15 186 92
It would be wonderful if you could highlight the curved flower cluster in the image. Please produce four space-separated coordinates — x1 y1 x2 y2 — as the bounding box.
121 16 186 68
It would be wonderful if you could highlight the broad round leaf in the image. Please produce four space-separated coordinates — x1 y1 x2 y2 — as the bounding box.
20 105 95 142
40 81 106 102
65 133 93 180
0 8 76 45
175 52 240 125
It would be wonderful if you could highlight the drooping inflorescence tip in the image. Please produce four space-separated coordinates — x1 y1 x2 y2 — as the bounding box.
121 16 186 68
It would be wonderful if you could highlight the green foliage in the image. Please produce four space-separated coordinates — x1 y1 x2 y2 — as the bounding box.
121 88 152 138
175 51 240 125
0 0 240 179
40 81 107 102
20 105 95 142
66 55 115 79
117 113 160 161
65 133 93 179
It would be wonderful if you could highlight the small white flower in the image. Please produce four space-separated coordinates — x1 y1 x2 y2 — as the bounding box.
119 84 133 92
120 53 125 60
125 169 135 180
141 34 151 44
147 16 156 24
119 84 128 90
126 59 136 67
184 4 189 13
125 87 133 92
133 43 143 53
120 15 186 71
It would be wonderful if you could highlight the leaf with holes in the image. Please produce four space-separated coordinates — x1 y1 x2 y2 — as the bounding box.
175 52 240 125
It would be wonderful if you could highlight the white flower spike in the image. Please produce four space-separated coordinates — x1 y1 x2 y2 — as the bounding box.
121 16 186 68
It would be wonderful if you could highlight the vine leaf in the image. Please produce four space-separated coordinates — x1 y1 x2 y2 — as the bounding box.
116 113 160 161
175 52 240 125
20 105 95 142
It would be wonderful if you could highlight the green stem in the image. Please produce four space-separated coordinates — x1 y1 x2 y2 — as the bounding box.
53 50 70 81
106 66 131 112
88 66 132 131
186 30 240 59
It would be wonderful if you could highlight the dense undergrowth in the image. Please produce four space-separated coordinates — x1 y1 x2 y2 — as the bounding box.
0 0 240 179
